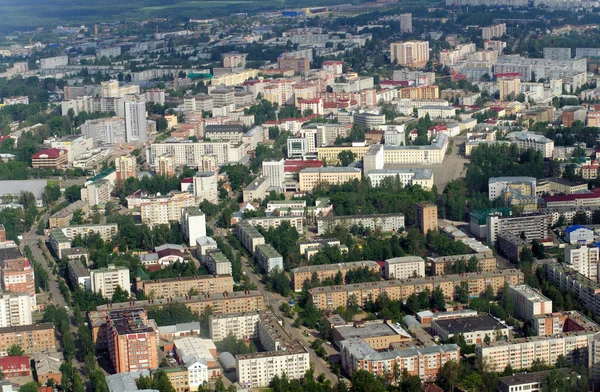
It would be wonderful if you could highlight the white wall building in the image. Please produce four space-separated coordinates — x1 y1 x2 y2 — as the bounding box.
193 172 218 204
124 99 147 143
262 159 285 189
181 207 207 246
90 265 131 298
0 293 33 328
384 256 425 279
509 284 553 321
565 245 599 281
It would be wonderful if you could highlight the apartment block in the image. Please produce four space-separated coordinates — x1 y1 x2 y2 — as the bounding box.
149 141 245 167
254 244 283 274
81 117 126 146
68 259 90 290
235 222 266 253
90 265 131 299
482 23 506 40
136 274 234 298
243 176 270 202
310 270 523 310
80 179 112 207
1 258 35 297
415 202 437 234
532 310 592 337
107 308 159 373
384 256 425 280
565 245 599 281
140 191 195 226
193 171 218 204
509 285 552 321
209 311 262 341
390 41 430 68
0 323 56 355
115 155 137 181
0 293 33 328
506 132 554 158
291 261 380 292
429 253 497 275
298 167 362 192
546 263 600 319
486 214 551 245
155 154 175 177
181 207 206 247
49 224 118 258
205 251 232 276
317 214 405 235
262 159 285 189
367 168 434 190
243 216 303 233
340 338 459 383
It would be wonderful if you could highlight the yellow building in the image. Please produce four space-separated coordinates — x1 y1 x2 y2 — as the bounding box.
399 85 439 100
390 41 430 68
298 167 362 191
211 69 259 87
498 76 521 101
317 146 370 165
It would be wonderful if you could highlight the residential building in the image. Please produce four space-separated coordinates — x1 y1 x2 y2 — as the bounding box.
195 237 218 262
340 339 459 382
0 323 56 355
149 141 245 167
254 244 283 273
330 319 411 350
193 172 218 204
291 261 380 292
496 232 532 262
136 275 233 298
310 270 523 310
416 202 437 234
243 216 303 232
429 253 497 275
107 309 158 373
222 52 247 68
498 369 574 392
146 90 166 105
0 356 30 378
509 284 553 321
498 75 520 100
546 263 600 318
482 23 506 40
562 106 587 127
31 149 67 169
32 352 63 385
49 224 118 258
0 293 33 327
400 13 413 33
204 124 243 142
1 257 35 298
263 159 285 189
204 251 232 276
384 256 425 279
298 167 362 192
431 314 509 344
80 179 112 207
506 132 554 158
317 214 405 235
181 207 206 247
155 154 175 177
243 176 270 202
564 245 599 281
390 41 430 68
277 57 310 73
486 214 551 245
235 222 266 253
124 99 147 143
81 117 126 146
532 310 594 337
90 265 131 299
140 192 195 226
209 312 262 341
68 259 90 290
115 156 136 181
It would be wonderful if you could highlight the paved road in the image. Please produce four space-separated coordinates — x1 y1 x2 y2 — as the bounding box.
227 237 339 384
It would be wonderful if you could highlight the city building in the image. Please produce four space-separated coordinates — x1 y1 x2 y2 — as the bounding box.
124 99 147 143
331 318 411 349
532 310 591 337
243 216 303 232
31 149 68 169
317 214 405 235
291 261 380 292
140 192 195 226
390 41 430 68
181 207 206 247
0 293 33 327
498 369 574 392
298 167 362 192
564 245 599 281
49 135 93 163
546 263 600 318
496 232 531 262
68 259 91 290
498 75 521 101
254 244 283 274
115 156 137 181
486 214 551 245
173 336 218 384
384 256 425 280
90 265 131 299
155 154 175 177
49 224 118 258
235 222 266 253
106 308 159 373
262 159 285 189
205 251 232 276
136 275 233 298
431 314 509 344
193 172 218 204
195 237 218 262
415 202 437 234
0 323 56 355
1 258 35 298
565 225 594 244
81 117 126 146
209 311 262 342
482 23 506 40
506 132 554 158
80 179 112 207
509 285 553 321
429 253 497 275
0 356 30 378
489 177 537 201
310 270 523 310
149 141 245 167
32 352 63 385
400 13 413 33
366 169 434 190
243 176 270 202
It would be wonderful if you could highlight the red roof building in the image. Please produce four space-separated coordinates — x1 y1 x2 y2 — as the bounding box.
544 188 600 208
0 356 30 378
31 148 67 169
284 160 324 173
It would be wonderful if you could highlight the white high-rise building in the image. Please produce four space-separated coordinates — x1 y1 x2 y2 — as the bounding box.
90 265 131 299
125 99 147 143
181 207 207 246
0 293 33 328
400 13 413 33
193 172 218 204
262 158 285 189
565 245 599 281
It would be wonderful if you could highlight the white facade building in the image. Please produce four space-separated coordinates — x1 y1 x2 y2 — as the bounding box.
0 293 33 328
181 207 207 246
124 99 147 143
565 245 599 281
193 172 218 204
90 265 131 298
384 256 425 279
262 159 285 189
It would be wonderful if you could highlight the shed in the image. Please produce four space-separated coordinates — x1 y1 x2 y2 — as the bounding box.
219 352 236 371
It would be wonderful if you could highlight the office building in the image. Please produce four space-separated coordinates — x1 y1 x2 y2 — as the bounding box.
291 261 380 292
136 275 234 298
429 253 497 275
49 135 93 163
415 202 437 234
390 41 430 68
431 314 509 344
317 214 405 235
488 176 537 201
310 270 523 310
564 245 599 281
193 172 218 204
384 256 425 280
106 309 159 373
262 159 285 189
90 265 131 299
181 207 206 247
298 167 362 192
254 244 283 274
115 156 136 181
124 99 147 143
366 169 434 190
0 323 56 355
509 285 553 321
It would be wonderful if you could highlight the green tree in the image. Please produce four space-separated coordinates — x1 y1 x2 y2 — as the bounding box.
7 344 24 356
337 150 357 167
18 383 39 392
439 360 460 391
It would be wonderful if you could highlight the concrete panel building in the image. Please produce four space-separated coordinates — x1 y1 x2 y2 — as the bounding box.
509 285 552 321
384 256 425 280
90 265 131 299
254 244 283 274
317 214 405 235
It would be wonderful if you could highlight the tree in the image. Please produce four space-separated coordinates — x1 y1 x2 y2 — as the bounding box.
350 370 386 392
71 209 84 224
456 281 469 303
90 369 109 392
431 286 445 310
112 285 130 302
7 344 24 356
462 372 483 392
439 360 460 391
65 185 82 202
337 150 357 167
18 383 39 392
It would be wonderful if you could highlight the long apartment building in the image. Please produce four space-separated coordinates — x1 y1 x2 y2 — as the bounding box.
136 275 234 298
49 224 118 258
291 261 381 292
106 308 159 373
243 216 303 233
317 213 405 235
140 192 195 226
384 256 425 280
486 214 551 245
298 167 362 192
546 263 600 317
235 222 266 253
149 141 246 167
429 253 497 275
509 284 552 321
236 311 310 387
564 245 599 281
48 200 89 228
340 338 459 382
506 131 554 158
0 323 56 355
309 270 523 310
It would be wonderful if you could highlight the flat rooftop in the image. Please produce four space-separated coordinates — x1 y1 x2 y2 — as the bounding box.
236 221 264 239
292 260 379 274
334 320 410 341
498 369 573 387
255 244 282 259
317 213 404 222
385 256 424 265
433 314 505 334
510 284 551 303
